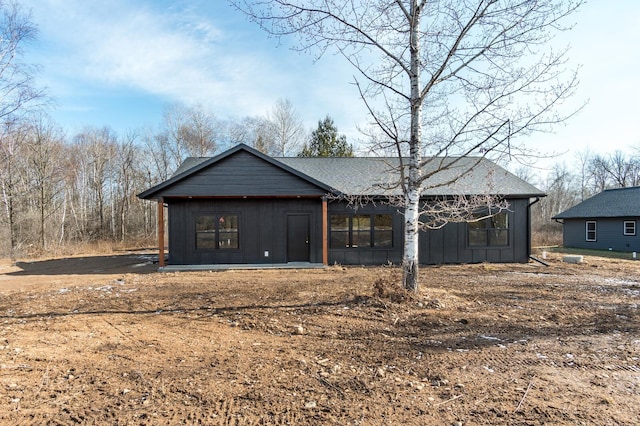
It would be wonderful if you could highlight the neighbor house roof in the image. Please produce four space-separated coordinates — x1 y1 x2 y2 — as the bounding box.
141 144 544 199
553 186 640 220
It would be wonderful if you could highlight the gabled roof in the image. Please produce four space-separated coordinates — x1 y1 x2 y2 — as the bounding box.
278 156 543 197
553 186 640 219
138 143 544 200
137 143 335 200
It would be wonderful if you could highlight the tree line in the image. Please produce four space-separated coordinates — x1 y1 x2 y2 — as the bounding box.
0 100 356 258
527 148 640 245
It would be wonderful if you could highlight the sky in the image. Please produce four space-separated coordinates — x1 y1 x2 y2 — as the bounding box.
20 0 640 172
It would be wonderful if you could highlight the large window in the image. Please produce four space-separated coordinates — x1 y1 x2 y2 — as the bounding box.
585 221 597 241
196 214 239 250
468 212 509 247
330 214 393 249
624 221 636 236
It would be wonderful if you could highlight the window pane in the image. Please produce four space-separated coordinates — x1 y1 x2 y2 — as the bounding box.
353 231 371 248
586 221 596 241
330 215 350 248
197 233 216 249
330 215 349 231
330 231 349 248
468 229 487 246
624 221 635 235
353 215 370 231
490 229 508 246
374 215 393 248
491 213 508 229
219 215 238 231
218 232 238 249
196 216 216 232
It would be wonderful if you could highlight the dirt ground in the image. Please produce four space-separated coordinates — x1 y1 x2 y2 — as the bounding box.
0 252 639 425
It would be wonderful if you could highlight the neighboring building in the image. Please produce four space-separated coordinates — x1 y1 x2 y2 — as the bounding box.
553 187 640 252
137 144 544 268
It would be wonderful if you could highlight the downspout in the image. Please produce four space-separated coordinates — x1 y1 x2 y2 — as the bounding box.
527 197 547 265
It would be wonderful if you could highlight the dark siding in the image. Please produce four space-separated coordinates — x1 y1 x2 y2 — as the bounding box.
563 217 640 252
167 198 322 265
161 151 326 197
419 198 530 264
168 196 533 266
327 202 404 265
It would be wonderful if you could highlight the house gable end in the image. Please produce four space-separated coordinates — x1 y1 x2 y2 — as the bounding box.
139 146 329 198
138 144 333 199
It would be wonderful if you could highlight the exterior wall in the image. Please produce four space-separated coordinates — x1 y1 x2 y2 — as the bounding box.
419 198 531 264
562 218 640 252
327 198 531 266
327 202 404 265
167 198 323 265
160 150 326 197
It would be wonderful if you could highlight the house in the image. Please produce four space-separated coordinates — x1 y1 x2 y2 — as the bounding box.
137 143 544 268
552 186 640 252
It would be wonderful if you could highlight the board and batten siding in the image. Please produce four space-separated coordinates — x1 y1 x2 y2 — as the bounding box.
326 198 531 266
419 198 530 264
562 218 640 252
160 150 327 197
327 202 404 265
167 198 322 265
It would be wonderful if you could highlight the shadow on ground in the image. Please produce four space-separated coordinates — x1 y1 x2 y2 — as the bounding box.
8 253 158 276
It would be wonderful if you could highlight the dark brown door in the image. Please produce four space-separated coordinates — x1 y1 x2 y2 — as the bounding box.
287 214 310 262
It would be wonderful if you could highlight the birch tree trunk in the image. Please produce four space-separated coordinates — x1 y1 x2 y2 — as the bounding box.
403 2 423 291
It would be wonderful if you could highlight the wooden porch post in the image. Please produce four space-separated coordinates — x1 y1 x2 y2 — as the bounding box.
157 198 165 267
322 197 328 265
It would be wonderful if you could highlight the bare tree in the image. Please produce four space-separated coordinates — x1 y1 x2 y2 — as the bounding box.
0 1 46 259
25 115 65 250
0 120 29 260
71 127 118 239
0 1 46 122
160 103 221 165
268 98 305 156
233 0 582 291
227 115 275 153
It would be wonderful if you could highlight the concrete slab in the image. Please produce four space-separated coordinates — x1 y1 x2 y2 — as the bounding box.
159 263 326 272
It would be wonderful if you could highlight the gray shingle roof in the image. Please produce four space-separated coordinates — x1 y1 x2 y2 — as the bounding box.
276 156 543 197
166 147 543 198
168 148 545 197
553 187 640 219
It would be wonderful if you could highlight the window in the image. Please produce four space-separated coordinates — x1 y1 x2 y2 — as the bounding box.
468 212 509 247
585 221 597 241
624 221 636 236
196 214 239 250
330 214 393 249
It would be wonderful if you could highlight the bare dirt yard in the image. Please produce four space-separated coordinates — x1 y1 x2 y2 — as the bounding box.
1 252 639 425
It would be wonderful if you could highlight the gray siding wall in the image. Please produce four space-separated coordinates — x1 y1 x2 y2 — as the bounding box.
563 218 640 252
160 150 326 197
168 198 322 264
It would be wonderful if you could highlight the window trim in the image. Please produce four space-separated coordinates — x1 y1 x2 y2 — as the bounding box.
624 220 636 236
329 213 394 249
585 220 597 242
467 211 510 248
195 213 240 251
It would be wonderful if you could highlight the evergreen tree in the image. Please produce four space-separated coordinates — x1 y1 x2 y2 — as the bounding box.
299 115 353 157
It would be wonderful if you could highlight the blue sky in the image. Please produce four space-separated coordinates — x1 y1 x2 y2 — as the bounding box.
21 0 640 167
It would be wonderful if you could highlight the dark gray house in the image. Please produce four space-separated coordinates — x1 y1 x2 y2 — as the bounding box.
553 187 640 252
137 144 544 267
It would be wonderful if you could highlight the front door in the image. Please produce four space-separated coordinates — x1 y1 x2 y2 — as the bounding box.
287 214 310 262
